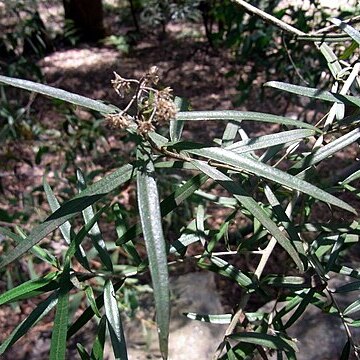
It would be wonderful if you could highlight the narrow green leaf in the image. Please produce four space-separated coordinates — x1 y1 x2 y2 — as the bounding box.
265 81 360 108
228 332 298 353
43 177 90 270
0 75 116 113
116 172 208 245
284 288 316 329
335 281 360 293
50 270 71 360
67 280 124 340
104 280 128 360
43 178 71 244
192 160 304 271
84 286 102 318
0 272 59 305
262 275 307 289
91 316 107 360
344 299 360 316
0 163 134 269
184 312 232 324
264 184 305 257
0 292 58 355
113 203 142 265
77 169 113 271
317 42 342 78
188 148 356 214
222 121 240 147
200 255 255 289
0 226 57 267
66 205 108 261
340 340 351 360
297 34 352 42
228 129 315 154
76 343 91 360
331 18 360 45
176 110 317 130
294 128 360 177
170 96 188 142
137 153 170 359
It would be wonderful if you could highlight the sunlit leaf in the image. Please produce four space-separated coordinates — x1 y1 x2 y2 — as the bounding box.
331 18 360 45
184 312 232 324
0 272 59 305
265 81 360 108
137 151 169 359
0 164 134 269
192 160 304 270
77 169 113 271
104 280 128 360
188 148 355 214
176 110 317 130
0 75 116 113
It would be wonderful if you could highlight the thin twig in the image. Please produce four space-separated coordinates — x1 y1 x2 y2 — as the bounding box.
230 0 305 36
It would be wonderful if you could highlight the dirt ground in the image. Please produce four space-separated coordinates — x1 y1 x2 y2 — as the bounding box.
1 1 360 359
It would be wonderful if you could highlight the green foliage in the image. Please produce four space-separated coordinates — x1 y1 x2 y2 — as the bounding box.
1 3 360 360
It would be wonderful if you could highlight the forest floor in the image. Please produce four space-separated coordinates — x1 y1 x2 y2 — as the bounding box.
1 1 360 359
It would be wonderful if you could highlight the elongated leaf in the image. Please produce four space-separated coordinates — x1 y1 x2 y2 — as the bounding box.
77 169 113 271
43 178 72 243
199 255 255 289
67 280 124 340
184 312 232 324
91 316 107 360
331 18 360 45
76 343 91 360
0 163 134 269
262 275 307 289
228 332 298 353
335 281 360 293
116 172 208 245
284 288 316 329
84 286 102 318
43 178 90 269
264 184 305 256
0 272 59 305
297 34 352 42
50 277 70 360
222 121 240 147
188 148 356 214
228 129 315 154
137 153 170 359
176 110 317 130
170 96 188 142
104 280 128 360
317 42 342 78
0 75 116 113
0 292 58 355
340 340 351 360
66 205 108 261
344 299 360 316
265 81 360 108
0 226 57 267
293 128 360 177
192 160 304 270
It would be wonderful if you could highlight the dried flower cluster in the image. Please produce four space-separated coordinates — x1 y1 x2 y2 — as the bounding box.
105 66 177 136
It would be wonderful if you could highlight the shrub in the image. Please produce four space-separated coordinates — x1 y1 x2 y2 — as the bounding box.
0 2 360 359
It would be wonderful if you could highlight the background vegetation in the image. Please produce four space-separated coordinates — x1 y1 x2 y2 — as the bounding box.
1 0 360 359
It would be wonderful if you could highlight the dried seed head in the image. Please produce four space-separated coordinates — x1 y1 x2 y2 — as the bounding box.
156 87 173 101
137 120 155 135
105 113 131 130
144 66 159 85
111 72 131 98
